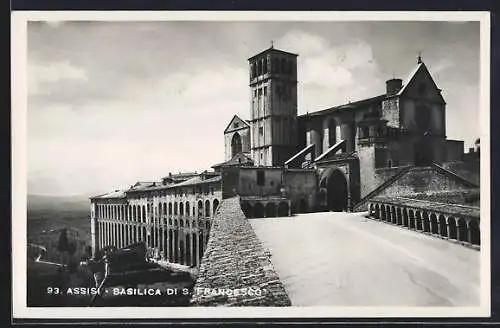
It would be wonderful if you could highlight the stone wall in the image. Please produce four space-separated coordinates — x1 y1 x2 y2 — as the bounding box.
353 165 477 212
442 160 480 186
404 189 480 207
190 197 291 306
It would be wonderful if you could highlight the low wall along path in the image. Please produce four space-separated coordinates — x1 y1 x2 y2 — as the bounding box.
190 197 291 306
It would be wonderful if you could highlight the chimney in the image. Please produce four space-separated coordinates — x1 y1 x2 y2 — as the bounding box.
386 78 403 96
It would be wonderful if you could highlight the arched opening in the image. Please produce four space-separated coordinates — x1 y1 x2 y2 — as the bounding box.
324 169 348 212
469 220 480 245
375 204 380 219
213 199 220 215
415 211 422 230
205 200 211 217
254 203 264 218
186 202 190 216
403 209 409 227
231 133 243 158
458 218 468 242
423 212 430 232
430 214 438 234
448 217 457 240
381 205 386 221
438 215 447 237
391 206 396 224
179 202 184 216
174 202 178 216
265 203 277 218
409 210 415 229
197 200 203 218
278 202 289 217
240 202 253 218
396 208 402 225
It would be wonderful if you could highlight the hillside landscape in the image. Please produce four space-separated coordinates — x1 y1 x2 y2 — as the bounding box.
27 194 92 263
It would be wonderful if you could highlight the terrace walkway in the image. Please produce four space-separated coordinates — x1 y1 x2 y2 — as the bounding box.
250 211 480 306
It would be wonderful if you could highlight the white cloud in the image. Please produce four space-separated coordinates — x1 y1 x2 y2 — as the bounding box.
28 60 88 95
279 30 383 111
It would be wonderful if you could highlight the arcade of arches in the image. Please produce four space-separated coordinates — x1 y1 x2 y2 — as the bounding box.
367 200 480 247
95 197 221 267
240 198 291 218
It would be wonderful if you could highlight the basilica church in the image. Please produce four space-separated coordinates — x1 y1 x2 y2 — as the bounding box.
218 45 478 213
90 45 480 261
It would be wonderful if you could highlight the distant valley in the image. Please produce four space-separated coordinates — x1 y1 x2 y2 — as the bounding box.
27 194 92 260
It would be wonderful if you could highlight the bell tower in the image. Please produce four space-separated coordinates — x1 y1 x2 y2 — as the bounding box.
248 46 298 166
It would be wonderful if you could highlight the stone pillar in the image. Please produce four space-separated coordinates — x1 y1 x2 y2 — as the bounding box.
467 221 472 244
322 118 330 152
190 232 195 267
106 222 110 247
195 231 200 267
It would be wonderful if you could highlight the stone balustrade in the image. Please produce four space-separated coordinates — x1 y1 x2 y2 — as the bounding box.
367 196 480 249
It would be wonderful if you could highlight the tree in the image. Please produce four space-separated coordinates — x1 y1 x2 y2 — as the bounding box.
57 229 69 254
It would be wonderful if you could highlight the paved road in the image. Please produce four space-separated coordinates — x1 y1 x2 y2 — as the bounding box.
250 212 480 306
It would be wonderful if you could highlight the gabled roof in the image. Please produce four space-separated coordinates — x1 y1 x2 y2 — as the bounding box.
396 61 446 103
223 114 250 134
248 46 298 61
300 94 386 118
397 62 424 96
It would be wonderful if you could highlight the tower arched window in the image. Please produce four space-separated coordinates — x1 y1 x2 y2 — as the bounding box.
231 133 242 157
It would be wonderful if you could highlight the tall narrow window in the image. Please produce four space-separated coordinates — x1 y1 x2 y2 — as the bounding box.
231 133 242 157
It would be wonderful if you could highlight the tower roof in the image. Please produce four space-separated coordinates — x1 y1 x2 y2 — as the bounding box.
248 47 298 61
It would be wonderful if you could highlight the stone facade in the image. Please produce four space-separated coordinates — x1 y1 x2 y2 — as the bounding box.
90 173 222 265
190 197 291 306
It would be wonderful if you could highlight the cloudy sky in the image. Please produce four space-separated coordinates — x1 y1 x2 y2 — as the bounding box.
26 20 480 196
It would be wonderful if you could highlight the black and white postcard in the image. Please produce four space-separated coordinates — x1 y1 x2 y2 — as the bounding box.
11 11 491 320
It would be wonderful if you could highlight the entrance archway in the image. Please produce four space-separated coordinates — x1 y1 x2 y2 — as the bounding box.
323 169 348 212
